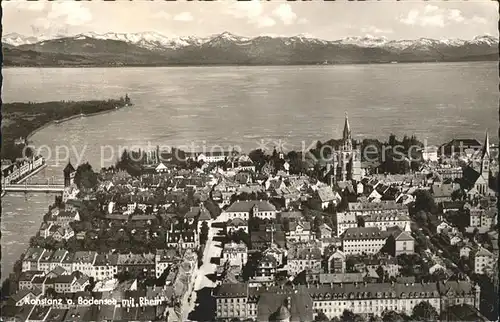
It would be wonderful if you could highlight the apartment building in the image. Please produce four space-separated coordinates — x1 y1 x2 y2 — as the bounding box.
341 227 387 255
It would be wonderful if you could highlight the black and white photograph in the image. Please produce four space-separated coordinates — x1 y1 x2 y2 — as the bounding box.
0 1 498 321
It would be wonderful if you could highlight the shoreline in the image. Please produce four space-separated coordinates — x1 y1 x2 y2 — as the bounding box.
26 105 125 141
2 60 495 69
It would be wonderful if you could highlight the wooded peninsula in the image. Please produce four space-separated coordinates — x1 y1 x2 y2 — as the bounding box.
1 96 131 160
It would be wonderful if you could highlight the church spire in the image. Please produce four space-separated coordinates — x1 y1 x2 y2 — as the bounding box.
343 112 351 141
482 131 490 158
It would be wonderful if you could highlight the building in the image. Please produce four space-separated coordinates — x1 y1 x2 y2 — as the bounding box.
186 151 232 164
287 247 322 276
222 242 248 268
63 161 76 187
325 113 362 184
421 146 439 162
316 187 341 209
362 211 411 231
385 226 415 256
22 248 46 272
227 218 248 235
346 201 408 216
286 221 312 242
221 200 277 221
336 212 358 237
155 249 180 278
440 138 482 157
341 227 387 255
72 251 97 277
327 249 346 273
469 207 497 228
117 253 155 277
214 283 250 320
214 281 480 321
92 254 118 281
252 255 277 284
473 247 495 275
461 133 493 196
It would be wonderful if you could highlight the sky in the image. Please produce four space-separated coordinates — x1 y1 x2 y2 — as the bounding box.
2 0 498 40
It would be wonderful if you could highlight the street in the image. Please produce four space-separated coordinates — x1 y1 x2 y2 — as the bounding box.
182 217 225 321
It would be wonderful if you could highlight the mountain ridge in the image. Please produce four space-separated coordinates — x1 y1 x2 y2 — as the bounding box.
2 32 498 67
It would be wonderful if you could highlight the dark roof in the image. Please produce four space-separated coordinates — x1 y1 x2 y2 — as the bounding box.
257 286 313 322
63 162 76 174
342 227 386 240
214 283 249 298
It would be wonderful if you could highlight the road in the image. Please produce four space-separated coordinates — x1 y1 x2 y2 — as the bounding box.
182 217 225 321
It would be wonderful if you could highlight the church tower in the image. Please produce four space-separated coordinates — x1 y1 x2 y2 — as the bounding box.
481 131 490 179
63 161 76 187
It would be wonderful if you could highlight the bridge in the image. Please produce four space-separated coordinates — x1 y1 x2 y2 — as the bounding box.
2 183 65 193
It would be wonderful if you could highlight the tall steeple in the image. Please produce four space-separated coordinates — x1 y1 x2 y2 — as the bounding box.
481 131 490 179
482 131 490 159
343 112 351 141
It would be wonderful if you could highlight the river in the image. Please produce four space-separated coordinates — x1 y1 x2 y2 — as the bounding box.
1 62 497 280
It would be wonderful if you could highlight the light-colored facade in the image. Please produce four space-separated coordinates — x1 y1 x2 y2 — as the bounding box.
222 242 248 268
221 200 277 221
363 212 411 231
214 282 480 321
474 247 495 274
336 212 358 237
287 247 322 276
341 227 387 255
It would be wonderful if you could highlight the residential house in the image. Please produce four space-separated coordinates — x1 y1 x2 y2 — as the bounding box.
251 255 277 285
316 187 341 209
262 246 286 267
117 253 155 278
22 248 46 272
318 223 334 239
286 221 312 242
18 271 44 290
92 254 118 281
473 247 495 275
460 245 473 259
155 249 180 278
469 207 497 228
287 247 322 276
72 251 97 277
10 288 42 306
227 218 248 235
222 242 248 268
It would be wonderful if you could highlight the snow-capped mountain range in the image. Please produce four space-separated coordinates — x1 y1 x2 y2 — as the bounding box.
3 31 498 67
3 31 498 51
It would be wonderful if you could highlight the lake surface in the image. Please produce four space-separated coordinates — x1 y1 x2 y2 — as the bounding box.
1 62 498 280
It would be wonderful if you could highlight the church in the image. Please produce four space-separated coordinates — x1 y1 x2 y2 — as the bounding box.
325 113 362 185
462 132 495 197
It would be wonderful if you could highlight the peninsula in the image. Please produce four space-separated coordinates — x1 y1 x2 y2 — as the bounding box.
1 95 131 161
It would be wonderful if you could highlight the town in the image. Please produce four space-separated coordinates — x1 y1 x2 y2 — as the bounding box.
0 115 497 322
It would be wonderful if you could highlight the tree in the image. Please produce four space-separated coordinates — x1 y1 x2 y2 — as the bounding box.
412 301 438 321
382 310 404 322
75 162 98 190
451 188 465 201
413 190 437 214
315 312 329 321
200 221 209 245
341 310 364 322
